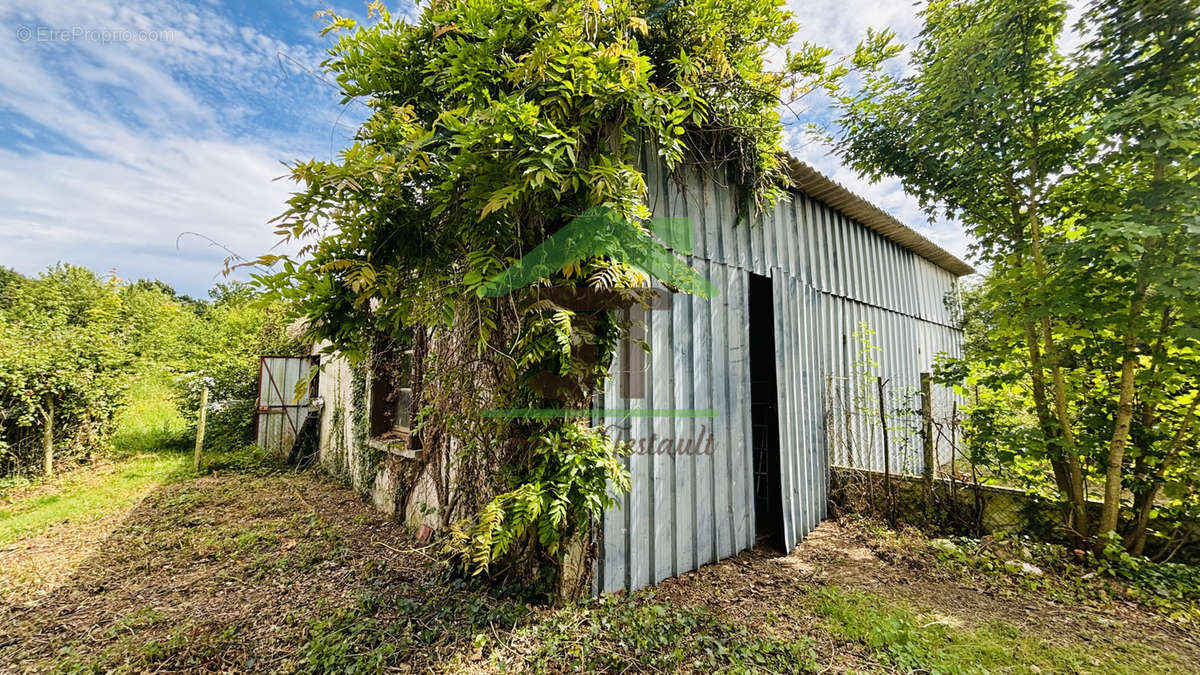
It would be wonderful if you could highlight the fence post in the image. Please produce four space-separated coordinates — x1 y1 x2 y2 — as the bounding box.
824 375 835 465
950 401 959 502
43 394 54 477
193 386 208 472
920 372 934 490
876 376 893 525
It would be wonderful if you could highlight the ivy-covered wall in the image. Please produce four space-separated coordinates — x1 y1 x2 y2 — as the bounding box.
315 351 383 501
314 346 440 529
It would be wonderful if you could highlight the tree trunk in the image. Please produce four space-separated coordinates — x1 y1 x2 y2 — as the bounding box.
1098 326 1140 541
1047 340 1088 537
1127 395 1198 556
1097 281 1151 545
1024 188 1089 540
1128 483 1159 557
554 525 593 606
1126 308 1179 555
1023 319 1087 541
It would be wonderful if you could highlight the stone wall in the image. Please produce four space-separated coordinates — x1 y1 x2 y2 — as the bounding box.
313 348 442 534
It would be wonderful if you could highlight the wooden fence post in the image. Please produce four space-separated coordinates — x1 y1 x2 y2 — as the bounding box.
193 386 208 472
43 394 54 477
950 401 959 502
920 372 934 491
824 375 835 465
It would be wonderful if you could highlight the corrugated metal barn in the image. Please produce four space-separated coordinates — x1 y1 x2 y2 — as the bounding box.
310 150 972 596
591 151 972 594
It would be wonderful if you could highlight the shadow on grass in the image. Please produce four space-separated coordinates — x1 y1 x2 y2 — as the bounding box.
2 371 1195 673
5 461 1193 674
0 465 496 671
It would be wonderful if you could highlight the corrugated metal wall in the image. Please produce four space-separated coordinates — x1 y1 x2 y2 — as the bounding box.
255 356 315 457
594 153 964 593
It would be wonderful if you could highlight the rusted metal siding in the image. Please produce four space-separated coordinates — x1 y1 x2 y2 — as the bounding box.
595 154 965 594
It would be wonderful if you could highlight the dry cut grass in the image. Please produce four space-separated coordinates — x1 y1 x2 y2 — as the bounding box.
1 465 1197 673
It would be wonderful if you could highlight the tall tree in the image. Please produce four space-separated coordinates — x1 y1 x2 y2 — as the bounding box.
836 0 1200 551
1067 0 1200 546
837 0 1092 540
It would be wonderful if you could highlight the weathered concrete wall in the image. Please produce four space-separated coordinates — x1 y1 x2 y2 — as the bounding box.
314 348 442 532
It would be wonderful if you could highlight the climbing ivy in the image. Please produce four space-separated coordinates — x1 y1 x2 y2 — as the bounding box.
257 0 841 591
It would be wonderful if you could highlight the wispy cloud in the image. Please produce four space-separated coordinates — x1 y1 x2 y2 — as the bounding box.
780 0 974 267
0 0 355 295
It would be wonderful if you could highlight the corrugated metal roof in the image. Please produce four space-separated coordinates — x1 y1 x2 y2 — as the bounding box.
783 157 976 277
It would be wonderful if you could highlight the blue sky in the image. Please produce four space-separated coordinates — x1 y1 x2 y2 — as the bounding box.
0 0 993 297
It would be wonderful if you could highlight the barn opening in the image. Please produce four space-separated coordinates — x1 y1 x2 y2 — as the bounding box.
748 272 785 552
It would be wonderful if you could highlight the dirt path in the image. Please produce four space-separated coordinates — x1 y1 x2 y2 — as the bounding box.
653 523 1200 671
2 468 1195 673
1 470 422 671
0 453 190 603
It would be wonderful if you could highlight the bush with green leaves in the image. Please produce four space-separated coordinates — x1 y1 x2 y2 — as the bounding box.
447 421 630 580
1091 532 1200 620
173 282 303 454
0 265 130 474
0 266 300 478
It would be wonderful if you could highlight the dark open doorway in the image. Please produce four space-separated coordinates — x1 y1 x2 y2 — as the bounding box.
748 273 785 552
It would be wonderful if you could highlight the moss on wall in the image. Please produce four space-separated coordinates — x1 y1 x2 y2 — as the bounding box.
348 362 384 491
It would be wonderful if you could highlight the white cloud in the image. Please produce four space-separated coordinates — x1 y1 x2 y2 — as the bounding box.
0 0 344 294
790 0 923 60
0 0 1089 291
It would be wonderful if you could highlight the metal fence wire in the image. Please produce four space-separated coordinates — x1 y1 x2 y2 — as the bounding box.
823 374 1028 537
0 430 43 478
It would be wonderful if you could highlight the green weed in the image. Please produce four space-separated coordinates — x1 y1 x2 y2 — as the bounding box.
810 586 1184 674
927 530 1200 622
294 576 818 674
513 592 818 673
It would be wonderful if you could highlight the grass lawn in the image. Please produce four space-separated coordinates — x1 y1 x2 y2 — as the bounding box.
0 452 189 547
0 374 191 547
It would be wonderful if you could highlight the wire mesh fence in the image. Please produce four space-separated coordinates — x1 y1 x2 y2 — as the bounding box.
824 373 1034 537
0 430 45 478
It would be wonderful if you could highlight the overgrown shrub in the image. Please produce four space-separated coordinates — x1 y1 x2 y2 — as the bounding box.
0 267 300 478
173 282 303 454
0 265 129 475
